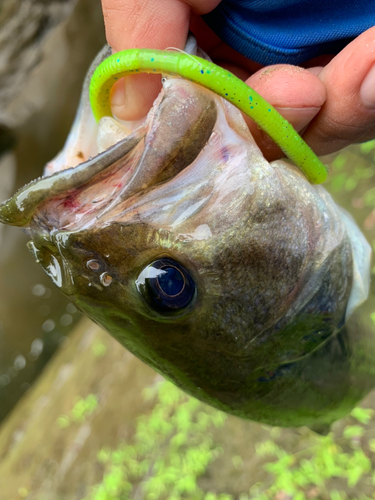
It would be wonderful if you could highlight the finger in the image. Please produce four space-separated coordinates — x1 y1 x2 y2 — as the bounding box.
102 0 221 121
302 27 375 156
239 65 327 161
102 0 190 121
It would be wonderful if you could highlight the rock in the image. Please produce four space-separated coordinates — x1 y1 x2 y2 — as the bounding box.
0 0 78 128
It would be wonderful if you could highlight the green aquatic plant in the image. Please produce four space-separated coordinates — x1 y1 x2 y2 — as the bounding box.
255 434 371 497
80 376 375 500
57 393 99 428
84 381 227 500
248 404 375 500
350 407 373 425
92 340 108 357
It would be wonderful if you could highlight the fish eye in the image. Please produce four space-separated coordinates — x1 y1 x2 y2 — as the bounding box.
136 258 195 313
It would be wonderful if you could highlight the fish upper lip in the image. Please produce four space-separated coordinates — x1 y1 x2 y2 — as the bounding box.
0 132 144 228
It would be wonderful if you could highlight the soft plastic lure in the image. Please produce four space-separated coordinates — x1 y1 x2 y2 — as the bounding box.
89 49 327 184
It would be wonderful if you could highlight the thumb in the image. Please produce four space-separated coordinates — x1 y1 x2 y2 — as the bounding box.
102 0 191 121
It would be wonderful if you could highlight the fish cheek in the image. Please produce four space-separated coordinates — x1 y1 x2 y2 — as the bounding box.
45 224 207 372
48 223 197 319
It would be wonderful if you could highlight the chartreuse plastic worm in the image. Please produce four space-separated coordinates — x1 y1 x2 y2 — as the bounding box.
89 49 327 184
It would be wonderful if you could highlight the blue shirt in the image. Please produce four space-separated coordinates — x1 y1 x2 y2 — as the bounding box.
203 0 375 65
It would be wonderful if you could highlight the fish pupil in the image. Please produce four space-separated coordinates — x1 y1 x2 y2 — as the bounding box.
157 266 185 297
138 258 195 314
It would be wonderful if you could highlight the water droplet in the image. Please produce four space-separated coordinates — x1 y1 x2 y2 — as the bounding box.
30 338 44 357
208 130 221 146
32 284 46 296
0 374 10 386
87 259 100 271
8 367 18 378
60 314 73 326
14 354 26 370
42 319 55 333
100 273 113 287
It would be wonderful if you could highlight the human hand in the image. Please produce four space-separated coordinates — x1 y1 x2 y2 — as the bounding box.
101 0 375 161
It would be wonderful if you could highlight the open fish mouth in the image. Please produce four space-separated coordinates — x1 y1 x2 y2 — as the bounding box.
0 76 218 232
0 132 142 228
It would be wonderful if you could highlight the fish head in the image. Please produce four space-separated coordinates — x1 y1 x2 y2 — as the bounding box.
0 50 371 426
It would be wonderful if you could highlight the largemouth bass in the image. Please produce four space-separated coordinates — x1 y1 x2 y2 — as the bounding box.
0 43 373 429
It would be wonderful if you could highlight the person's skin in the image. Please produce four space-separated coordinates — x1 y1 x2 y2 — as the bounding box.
102 0 375 161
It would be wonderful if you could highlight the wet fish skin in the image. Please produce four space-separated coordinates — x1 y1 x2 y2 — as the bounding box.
25 176 361 428
0 44 374 428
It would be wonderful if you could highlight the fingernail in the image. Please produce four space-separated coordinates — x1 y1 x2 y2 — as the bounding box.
275 106 320 132
110 75 161 121
110 80 126 115
361 64 375 108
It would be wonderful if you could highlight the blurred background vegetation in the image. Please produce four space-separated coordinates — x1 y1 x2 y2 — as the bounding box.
2 1 375 500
